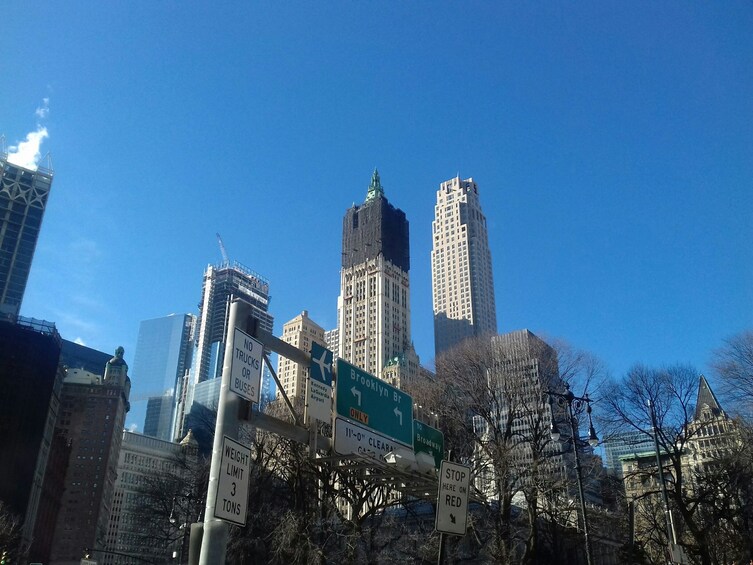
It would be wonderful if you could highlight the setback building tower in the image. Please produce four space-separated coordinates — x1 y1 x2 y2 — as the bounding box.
431 176 497 356
337 170 413 378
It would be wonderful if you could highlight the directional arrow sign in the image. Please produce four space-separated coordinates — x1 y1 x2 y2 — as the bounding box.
335 358 413 447
414 420 444 470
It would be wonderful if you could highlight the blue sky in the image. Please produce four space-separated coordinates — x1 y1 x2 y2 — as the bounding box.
3 2 752 430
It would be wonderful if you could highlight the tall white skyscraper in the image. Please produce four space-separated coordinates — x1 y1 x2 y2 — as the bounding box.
431 176 497 356
337 170 413 378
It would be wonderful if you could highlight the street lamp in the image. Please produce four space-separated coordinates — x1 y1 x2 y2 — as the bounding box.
548 385 599 565
647 399 680 556
170 495 202 564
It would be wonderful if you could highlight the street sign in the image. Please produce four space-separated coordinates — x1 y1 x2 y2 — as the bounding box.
307 343 333 424
335 358 413 447
435 460 471 536
229 327 263 403
334 416 405 458
414 420 444 470
214 436 251 527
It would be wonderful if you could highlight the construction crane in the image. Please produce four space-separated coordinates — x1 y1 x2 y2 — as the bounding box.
216 232 230 264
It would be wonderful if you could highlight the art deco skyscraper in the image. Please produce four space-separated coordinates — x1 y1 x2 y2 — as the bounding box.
338 170 412 378
0 154 53 320
431 176 497 356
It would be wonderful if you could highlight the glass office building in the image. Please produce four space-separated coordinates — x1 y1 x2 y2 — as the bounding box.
129 313 195 436
0 155 54 320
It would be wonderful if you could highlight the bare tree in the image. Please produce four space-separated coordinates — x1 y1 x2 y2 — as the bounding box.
0 500 22 559
426 332 603 565
711 329 753 413
602 364 729 565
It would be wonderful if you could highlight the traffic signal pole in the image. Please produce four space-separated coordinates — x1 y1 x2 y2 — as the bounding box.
199 299 247 564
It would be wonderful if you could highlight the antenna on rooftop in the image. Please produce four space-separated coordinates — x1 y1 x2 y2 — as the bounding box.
39 152 54 174
216 233 229 264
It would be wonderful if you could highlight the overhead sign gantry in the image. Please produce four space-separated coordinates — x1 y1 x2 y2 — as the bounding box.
334 358 414 458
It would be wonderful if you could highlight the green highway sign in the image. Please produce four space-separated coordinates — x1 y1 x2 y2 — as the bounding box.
335 358 413 447
414 420 444 470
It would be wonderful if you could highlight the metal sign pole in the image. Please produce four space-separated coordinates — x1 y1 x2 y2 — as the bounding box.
199 299 246 564
436 532 445 565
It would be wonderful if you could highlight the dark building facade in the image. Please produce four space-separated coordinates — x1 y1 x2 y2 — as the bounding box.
0 155 54 320
341 169 410 272
60 339 113 374
29 430 71 563
0 317 64 558
48 348 131 565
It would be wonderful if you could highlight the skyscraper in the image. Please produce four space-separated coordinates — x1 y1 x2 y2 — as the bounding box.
193 262 273 384
49 348 131 564
338 170 412 378
129 313 195 437
474 330 575 501
0 154 54 320
277 310 325 401
0 317 64 557
431 176 496 356
174 262 273 440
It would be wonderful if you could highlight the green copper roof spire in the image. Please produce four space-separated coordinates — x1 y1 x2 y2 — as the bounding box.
365 168 384 203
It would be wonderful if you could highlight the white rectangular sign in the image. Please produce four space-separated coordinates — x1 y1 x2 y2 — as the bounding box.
230 327 263 403
435 460 471 536
308 377 332 423
214 436 251 526
334 416 401 459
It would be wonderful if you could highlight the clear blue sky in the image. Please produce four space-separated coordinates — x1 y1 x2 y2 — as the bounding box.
3 2 752 430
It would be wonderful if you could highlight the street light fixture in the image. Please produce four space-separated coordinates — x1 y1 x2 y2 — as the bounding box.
547 385 598 565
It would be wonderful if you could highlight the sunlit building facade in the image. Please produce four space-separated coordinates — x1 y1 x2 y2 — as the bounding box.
337 170 413 378
431 176 496 356
277 310 325 401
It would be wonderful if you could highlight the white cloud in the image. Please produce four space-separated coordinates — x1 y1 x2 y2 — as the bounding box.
74 337 87 346
8 98 51 170
7 126 49 170
35 98 50 119
128 423 139 433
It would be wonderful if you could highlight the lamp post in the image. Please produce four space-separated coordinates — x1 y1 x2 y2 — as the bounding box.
647 399 679 555
548 385 599 565
169 497 188 564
